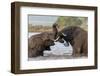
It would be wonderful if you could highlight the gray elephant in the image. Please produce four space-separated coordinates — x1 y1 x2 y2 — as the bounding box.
53 23 88 57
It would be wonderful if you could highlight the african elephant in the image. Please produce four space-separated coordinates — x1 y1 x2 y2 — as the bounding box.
53 23 88 57
28 32 55 58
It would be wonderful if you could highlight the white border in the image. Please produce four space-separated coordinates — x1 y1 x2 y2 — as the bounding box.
20 7 95 70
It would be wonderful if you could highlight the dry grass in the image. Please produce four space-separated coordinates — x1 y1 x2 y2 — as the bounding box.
28 24 63 32
28 24 88 32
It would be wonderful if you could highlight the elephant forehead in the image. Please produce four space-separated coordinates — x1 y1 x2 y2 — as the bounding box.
47 33 55 39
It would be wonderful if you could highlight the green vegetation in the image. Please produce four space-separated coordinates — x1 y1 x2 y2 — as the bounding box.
56 16 88 31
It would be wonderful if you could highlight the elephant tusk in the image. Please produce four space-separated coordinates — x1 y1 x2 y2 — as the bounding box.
62 33 67 36
54 36 60 42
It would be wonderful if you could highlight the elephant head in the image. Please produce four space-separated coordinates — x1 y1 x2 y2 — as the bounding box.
52 23 70 46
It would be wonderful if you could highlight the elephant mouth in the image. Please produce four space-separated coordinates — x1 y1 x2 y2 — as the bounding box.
51 42 55 46
45 46 51 51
